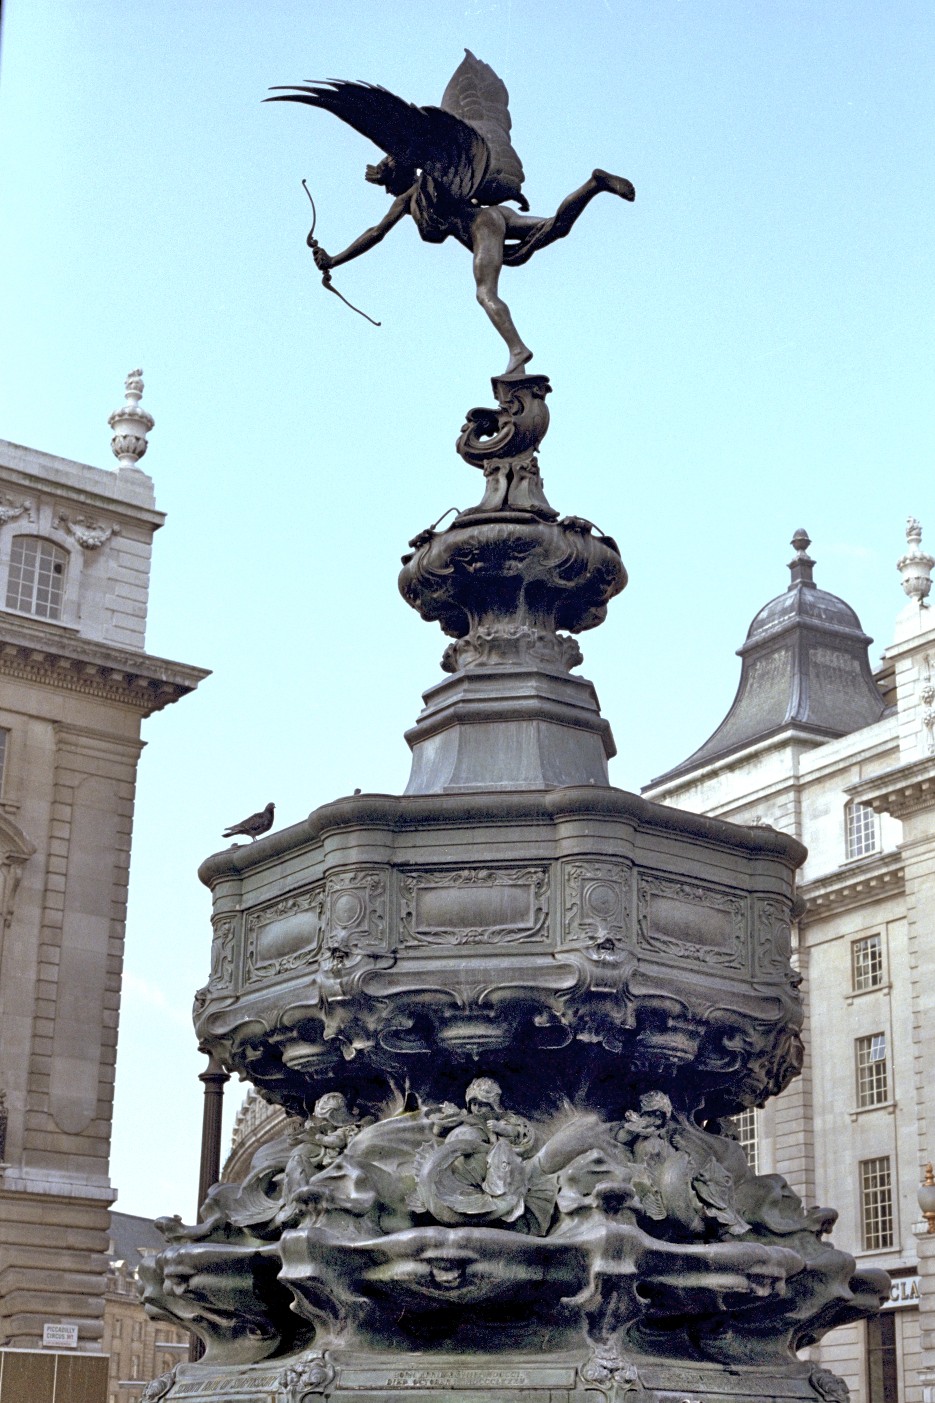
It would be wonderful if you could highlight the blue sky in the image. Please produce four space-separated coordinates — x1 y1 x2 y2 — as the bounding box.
1 0 933 1217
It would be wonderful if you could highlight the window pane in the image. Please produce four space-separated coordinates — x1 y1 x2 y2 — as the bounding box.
856 1034 889 1107
846 801 879 859
728 1106 759 1173
860 1156 894 1250
852 934 883 992
4 536 66 620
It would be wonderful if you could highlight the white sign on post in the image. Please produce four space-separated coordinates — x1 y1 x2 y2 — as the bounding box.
42 1322 79 1348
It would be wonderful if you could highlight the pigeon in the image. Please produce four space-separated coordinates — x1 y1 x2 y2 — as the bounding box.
222 802 275 841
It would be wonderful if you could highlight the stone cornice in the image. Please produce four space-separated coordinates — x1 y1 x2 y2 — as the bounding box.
848 757 935 818
799 848 905 920
0 439 160 519
0 615 209 716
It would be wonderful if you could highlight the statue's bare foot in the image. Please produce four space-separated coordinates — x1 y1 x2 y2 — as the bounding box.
593 169 635 202
506 344 534 375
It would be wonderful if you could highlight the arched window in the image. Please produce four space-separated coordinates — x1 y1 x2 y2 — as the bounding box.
5 536 67 620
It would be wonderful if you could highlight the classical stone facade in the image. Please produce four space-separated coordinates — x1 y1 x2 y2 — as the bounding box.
0 376 208 1358
104 1214 189 1403
643 524 935 1403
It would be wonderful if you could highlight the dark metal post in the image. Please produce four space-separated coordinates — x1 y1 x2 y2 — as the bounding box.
197 1049 230 1212
189 1050 230 1362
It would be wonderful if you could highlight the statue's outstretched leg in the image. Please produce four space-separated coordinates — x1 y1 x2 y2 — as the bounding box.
471 205 533 375
502 171 635 268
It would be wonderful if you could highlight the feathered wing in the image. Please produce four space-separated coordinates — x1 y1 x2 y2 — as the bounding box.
266 79 490 201
440 50 526 208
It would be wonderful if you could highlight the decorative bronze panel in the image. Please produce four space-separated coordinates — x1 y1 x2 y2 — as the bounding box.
244 886 324 983
637 873 748 971
562 860 632 958
322 869 388 958
209 914 237 989
399 866 549 946
753 895 793 975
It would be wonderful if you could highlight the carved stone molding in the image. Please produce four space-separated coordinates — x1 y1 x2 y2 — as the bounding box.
0 493 34 526
849 756 935 819
0 815 36 966
799 848 904 919
53 509 120 550
0 624 207 716
636 873 747 972
399 866 549 947
245 887 325 984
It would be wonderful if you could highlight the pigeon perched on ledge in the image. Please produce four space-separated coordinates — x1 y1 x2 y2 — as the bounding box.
222 802 275 841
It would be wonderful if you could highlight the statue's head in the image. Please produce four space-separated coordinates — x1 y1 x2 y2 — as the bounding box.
638 1091 672 1123
365 155 415 196
313 1091 353 1124
465 1076 503 1114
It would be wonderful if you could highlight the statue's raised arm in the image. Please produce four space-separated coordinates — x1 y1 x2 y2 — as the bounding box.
267 50 634 375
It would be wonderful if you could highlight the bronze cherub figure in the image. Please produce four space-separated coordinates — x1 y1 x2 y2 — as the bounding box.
267 50 635 375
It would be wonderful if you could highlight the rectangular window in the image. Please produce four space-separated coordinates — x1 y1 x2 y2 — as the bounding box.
0 728 7 795
113 1316 122 1338
847 801 879 860
865 1311 898 1403
860 1156 894 1250
856 1033 889 1108
729 1106 759 1173
852 933 883 992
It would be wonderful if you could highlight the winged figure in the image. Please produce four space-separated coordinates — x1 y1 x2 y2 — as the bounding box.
267 51 635 374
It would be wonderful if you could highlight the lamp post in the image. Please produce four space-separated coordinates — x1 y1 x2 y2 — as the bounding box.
188 1050 230 1362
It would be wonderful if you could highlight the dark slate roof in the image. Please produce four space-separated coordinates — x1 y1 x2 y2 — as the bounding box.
646 531 887 788
108 1211 166 1271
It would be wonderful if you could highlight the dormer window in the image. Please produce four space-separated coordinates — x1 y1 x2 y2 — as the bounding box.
845 800 878 861
5 536 67 620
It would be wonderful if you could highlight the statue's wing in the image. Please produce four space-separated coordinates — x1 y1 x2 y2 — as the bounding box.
440 50 526 208
267 80 490 201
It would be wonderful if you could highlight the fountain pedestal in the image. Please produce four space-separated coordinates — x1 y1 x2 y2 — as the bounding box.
140 377 886 1403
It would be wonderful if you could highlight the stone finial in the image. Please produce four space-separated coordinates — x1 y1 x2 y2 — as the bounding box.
788 529 815 588
108 368 155 470
897 516 934 604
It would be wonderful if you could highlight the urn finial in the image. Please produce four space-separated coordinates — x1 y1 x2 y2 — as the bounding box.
897 516 934 605
108 368 155 470
788 528 815 588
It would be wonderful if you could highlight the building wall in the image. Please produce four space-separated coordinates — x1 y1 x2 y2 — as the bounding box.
103 1260 187 1403
0 430 207 1353
644 593 935 1400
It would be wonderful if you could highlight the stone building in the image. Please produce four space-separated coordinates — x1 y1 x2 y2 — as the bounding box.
221 1086 288 1186
643 523 935 1403
103 1213 188 1403
0 374 208 1358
